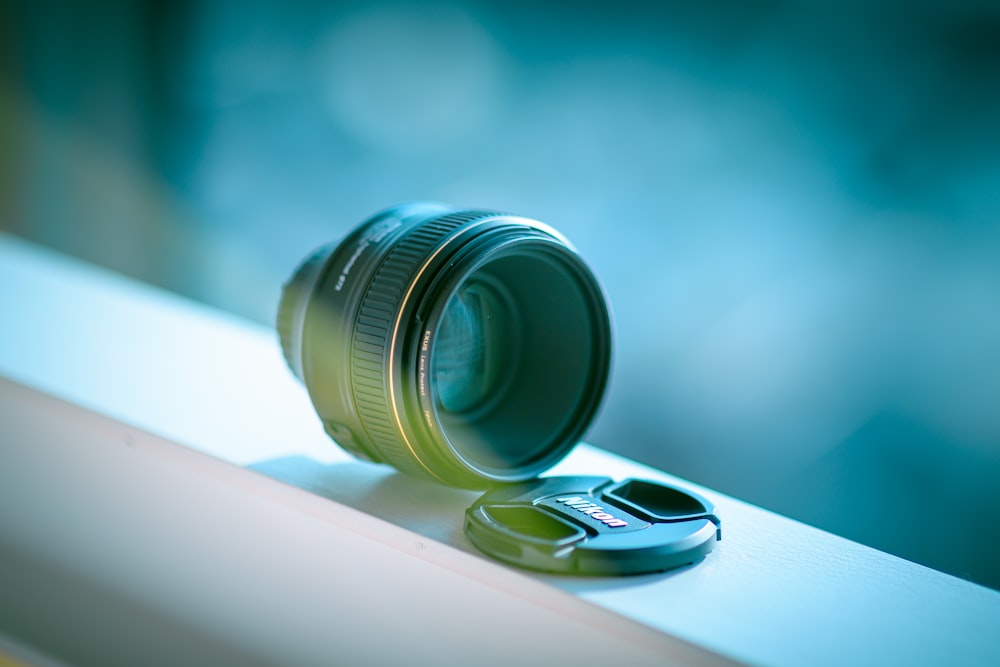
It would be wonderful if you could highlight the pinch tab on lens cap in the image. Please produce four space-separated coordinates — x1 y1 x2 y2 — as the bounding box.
464 476 721 576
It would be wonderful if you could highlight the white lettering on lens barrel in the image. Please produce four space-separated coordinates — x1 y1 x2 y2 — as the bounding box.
555 497 629 528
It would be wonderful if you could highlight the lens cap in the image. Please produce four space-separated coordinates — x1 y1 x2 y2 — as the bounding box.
465 476 721 576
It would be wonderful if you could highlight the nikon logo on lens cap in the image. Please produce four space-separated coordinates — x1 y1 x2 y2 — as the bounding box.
552 496 630 528
465 476 721 576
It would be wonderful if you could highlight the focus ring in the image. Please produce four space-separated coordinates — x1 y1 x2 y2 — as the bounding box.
350 210 497 479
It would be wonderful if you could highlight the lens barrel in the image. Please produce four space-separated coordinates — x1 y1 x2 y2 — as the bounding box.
278 203 612 488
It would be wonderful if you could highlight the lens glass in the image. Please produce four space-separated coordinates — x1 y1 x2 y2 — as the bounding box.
433 279 515 416
428 246 606 476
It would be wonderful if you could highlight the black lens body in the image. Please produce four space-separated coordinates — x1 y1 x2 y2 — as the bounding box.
278 203 612 489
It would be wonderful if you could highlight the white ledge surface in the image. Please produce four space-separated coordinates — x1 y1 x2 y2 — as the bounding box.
2 232 999 666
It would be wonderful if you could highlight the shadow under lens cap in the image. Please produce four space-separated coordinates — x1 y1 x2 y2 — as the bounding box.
464 476 721 576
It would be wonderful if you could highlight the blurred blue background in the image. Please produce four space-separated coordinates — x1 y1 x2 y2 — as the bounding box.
2 0 999 589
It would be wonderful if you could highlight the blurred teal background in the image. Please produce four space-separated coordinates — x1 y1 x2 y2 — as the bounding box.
2 1 999 589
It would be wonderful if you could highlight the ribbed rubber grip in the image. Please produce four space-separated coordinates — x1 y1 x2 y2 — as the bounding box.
349 210 496 475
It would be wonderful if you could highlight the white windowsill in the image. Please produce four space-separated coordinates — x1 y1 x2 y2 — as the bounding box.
1 232 998 666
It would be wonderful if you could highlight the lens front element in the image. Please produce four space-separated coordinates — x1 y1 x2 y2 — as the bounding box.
433 277 515 417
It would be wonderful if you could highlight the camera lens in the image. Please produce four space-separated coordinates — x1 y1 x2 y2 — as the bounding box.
278 203 612 488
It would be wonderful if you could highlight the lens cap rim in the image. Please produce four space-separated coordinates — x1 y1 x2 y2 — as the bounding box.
464 475 721 576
